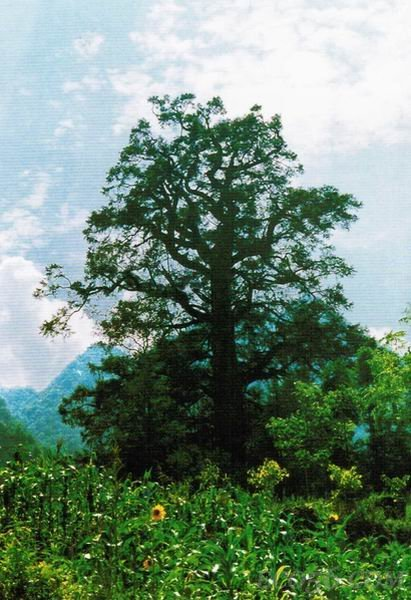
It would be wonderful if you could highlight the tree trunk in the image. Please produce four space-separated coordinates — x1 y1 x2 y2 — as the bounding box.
210 259 246 473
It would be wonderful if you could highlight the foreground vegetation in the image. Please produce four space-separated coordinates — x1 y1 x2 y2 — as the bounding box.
0 456 409 599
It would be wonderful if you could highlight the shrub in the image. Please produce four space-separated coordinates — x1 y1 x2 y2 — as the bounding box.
247 459 289 495
328 464 363 501
377 495 406 519
381 474 410 499
280 499 321 529
0 530 78 599
384 519 411 544
345 503 387 542
345 494 411 543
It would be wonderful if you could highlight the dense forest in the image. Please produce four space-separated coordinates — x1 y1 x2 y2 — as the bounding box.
0 95 410 598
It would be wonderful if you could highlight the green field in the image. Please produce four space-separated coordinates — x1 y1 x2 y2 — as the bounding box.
0 456 409 599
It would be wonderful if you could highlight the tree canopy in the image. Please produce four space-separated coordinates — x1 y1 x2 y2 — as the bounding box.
37 93 362 470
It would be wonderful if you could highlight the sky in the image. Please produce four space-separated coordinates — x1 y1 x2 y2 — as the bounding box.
1 0 411 388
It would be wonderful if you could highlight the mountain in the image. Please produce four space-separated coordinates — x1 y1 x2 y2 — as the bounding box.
0 345 110 452
0 387 38 424
0 396 39 463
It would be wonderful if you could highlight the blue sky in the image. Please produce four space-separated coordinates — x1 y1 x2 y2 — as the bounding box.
1 0 411 388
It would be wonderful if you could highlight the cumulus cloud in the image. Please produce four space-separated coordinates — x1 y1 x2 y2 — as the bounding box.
107 69 163 135
0 256 96 389
0 208 43 254
0 171 54 254
73 32 105 59
113 0 411 156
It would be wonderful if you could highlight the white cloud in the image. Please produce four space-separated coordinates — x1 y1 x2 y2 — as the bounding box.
116 0 411 156
367 326 393 341
49 100 62 109
367 326 411 353
332 227 392 251
0 256 96 389
0 172 53 254
145 0 185 25
18 87 32 97
54 118 75 137
108 69 166 135
73 32 105 59
23 172 50 209
63 75 105 94
0 208 43 254
128 31 194 61
62 81 82 93
54 203 90 233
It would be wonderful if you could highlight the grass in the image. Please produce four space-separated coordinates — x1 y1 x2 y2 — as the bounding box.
0 456 409 599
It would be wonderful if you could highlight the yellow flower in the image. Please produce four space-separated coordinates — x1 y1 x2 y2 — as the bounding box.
143 558 153 570
329 513 339 522
151 504 166 521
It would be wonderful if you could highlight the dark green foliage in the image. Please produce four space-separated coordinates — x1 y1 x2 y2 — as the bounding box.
0 397 38 464
60 335 212 476
37 93 361 469
345 494 411 544
375 495 406 519
279 499 321 530
355 338 411 487
58 301 369 478
259 336 411 495
243 299 370 389
266 382 359 493
0 532 68 599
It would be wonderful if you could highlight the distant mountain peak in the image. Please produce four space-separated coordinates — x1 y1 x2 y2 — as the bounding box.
1 344 118 452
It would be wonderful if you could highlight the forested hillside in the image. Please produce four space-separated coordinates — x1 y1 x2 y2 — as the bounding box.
0 397 38 463
0 345 108 452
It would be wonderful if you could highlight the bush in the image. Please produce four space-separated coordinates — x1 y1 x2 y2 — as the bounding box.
377 495 407 519
385 519 411 544
345 509 387 542
247 459 289 495
381 474 410 499
329 464 363 500
345 494 411 543
0 530 78 599
280 499 321 528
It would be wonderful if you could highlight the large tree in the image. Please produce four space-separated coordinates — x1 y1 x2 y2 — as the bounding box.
37 94 360 469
